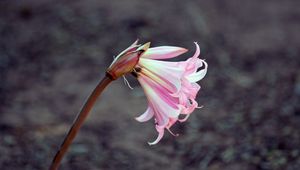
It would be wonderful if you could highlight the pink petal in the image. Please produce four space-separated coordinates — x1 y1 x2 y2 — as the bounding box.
182 42 203 76
187 60 208 82
138 75 181 118
148 125 165 145
182 79 200 98
135 106 154 122
180 98 198 115
142 46 188 60
166 118 179 136
139 58 184 93
192 42 200 59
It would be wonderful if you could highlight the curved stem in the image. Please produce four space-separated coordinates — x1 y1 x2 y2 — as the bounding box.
49 75 113 170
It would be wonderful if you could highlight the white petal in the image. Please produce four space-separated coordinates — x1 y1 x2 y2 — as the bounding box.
187 60 208 82
135 107 154 122
142 46 188 60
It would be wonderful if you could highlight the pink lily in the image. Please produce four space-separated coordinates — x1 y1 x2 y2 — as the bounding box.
132 42 208 145
50 41 207 169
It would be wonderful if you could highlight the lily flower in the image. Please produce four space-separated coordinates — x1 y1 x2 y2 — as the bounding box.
50 41 207 169
114 41 208 145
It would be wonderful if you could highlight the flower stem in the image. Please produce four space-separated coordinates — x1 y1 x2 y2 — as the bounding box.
49 74 113 170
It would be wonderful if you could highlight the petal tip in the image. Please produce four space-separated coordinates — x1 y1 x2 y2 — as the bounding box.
193 42 200 50
138 42 151 51
135 117 142 122
180 47 189 54
147 142 155 146
131 39 139 46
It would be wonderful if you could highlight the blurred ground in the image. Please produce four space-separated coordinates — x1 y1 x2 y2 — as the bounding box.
0 0 300 170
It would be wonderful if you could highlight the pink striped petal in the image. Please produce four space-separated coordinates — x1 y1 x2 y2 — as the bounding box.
142 46 188 60
138 75 181 118
139 58 184 93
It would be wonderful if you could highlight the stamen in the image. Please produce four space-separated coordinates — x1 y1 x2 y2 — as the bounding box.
196 105 204 109
123 75 134 89
167 128 179 137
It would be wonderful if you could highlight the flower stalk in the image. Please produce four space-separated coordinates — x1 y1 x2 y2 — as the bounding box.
49 75 113 170
49 41 148 170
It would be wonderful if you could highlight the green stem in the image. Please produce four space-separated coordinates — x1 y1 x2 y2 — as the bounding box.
49 74 113 170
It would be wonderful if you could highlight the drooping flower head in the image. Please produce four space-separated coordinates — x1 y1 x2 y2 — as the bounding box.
107 41 207 145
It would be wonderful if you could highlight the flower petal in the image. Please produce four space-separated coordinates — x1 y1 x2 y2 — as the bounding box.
135 106 154 122
148 125 165 145
192 42 200 59
139 58 184 93
142 46 188 60
138 75 181 118
187 60 208 82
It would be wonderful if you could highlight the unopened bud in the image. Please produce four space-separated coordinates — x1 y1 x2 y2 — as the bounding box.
106 41 150 80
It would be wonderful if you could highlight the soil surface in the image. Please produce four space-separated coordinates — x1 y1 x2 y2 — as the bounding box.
0 0 300 170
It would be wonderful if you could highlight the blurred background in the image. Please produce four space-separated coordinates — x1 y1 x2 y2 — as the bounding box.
0 0 299 170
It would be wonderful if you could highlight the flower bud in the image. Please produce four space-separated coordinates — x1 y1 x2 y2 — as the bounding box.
106 42 150 80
